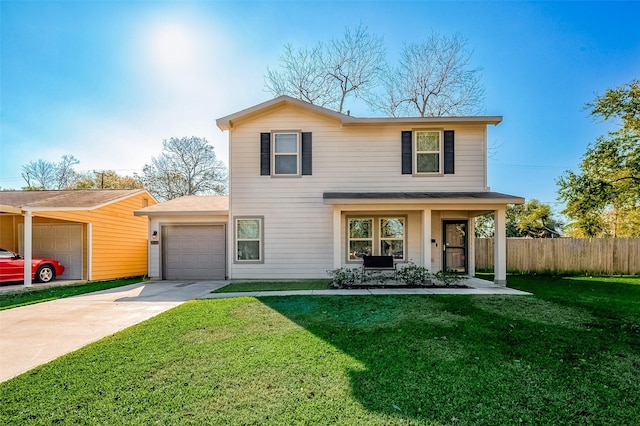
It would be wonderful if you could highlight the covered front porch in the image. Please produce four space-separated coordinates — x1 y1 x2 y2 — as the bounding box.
323 191 525 286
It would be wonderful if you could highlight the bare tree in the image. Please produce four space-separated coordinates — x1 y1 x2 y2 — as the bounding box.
56 155 80 189
21 159 57 190
21 155 79 190
265 24 385 113
138 137 228 201
265 44 336 107
324 24 386 113
378 33 484 117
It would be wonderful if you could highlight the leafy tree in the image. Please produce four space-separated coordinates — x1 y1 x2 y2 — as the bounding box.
377 33 484 117
474 213 495 238
265 24 386 113
558 80 640 237
75 170 143 189
138 137 228 201
586 79 639 133
507 200 563 238
474 200 563 238
21 155 79 190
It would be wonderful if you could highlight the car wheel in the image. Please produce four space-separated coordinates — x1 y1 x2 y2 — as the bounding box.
36 265 55 283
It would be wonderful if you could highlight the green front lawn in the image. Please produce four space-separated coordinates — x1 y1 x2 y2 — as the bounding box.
1 275 639 425
0 278 144 311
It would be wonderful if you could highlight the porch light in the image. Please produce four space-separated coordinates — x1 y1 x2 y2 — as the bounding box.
152 230 158 241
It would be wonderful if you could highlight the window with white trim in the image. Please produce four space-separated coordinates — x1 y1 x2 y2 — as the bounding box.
348 217 406 261
380 218 405 259
348 218 373 260
235 217 263 262
415 131 441 174
273 133 299 175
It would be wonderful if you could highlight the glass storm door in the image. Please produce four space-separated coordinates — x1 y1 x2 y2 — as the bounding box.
443 221 468 273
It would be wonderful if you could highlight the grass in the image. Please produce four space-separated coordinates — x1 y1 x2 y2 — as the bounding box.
0 278 144 311
212 279 330 293
1 275 639 425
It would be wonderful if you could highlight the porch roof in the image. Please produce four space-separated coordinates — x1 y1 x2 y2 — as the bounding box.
323 191 524 205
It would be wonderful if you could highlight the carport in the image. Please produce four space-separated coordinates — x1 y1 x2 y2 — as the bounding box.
0 190 156 286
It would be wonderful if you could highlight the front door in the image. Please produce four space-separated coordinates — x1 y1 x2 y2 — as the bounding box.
443 221 468 273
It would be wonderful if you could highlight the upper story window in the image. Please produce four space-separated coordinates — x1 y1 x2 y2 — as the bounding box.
273 133 299 175
261 132 312 177
402 130 455 175
415 131 441 174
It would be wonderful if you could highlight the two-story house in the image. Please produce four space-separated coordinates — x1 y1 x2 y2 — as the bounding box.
213 95 523 285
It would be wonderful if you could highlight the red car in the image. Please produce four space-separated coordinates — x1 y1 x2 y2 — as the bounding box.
0 248 65 284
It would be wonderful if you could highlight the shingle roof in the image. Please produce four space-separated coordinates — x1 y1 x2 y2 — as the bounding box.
0 189 150 210
323 191 524 204
134 195 228 216
323 191 522 200
216 95 502 131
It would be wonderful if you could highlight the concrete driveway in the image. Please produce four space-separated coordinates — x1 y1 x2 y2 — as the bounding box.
0 280 227 383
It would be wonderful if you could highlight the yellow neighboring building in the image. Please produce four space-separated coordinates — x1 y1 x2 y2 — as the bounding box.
0 189 157 282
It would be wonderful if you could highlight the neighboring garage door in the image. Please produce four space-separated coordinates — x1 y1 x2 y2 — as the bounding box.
163 225 226 280
20 224 83 280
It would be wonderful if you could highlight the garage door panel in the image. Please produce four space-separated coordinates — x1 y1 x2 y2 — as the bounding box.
163 225 226 280
22 224 82 280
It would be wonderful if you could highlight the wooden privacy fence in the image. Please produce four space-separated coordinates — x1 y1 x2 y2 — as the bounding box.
475 238 640 275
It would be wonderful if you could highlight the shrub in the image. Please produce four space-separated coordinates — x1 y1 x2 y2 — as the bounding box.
327 267 363 287
396 262 431 285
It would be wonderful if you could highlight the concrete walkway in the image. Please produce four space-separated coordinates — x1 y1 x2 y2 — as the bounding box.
0 278 529 383
203 277 531 299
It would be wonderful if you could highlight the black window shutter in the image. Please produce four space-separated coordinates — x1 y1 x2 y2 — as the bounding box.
443 130 455 174
301 132 312 175
260 133 271 176
401 131 412 174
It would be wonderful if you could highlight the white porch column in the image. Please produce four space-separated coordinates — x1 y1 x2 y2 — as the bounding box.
333 208 341 269
23 210 33 287
87 223 92 281
494 207 507 286
422 209 432 271
468 216 476 276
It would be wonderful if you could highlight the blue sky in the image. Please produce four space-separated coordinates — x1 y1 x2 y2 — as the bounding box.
1 1 638 213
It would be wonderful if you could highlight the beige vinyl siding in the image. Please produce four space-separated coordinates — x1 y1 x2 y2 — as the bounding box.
229 104 492 278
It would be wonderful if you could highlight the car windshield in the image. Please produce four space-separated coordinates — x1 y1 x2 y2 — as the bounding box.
0 248 19 259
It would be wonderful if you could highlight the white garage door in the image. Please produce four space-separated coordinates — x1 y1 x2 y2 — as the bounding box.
20 224 83 280
163 225 226 280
